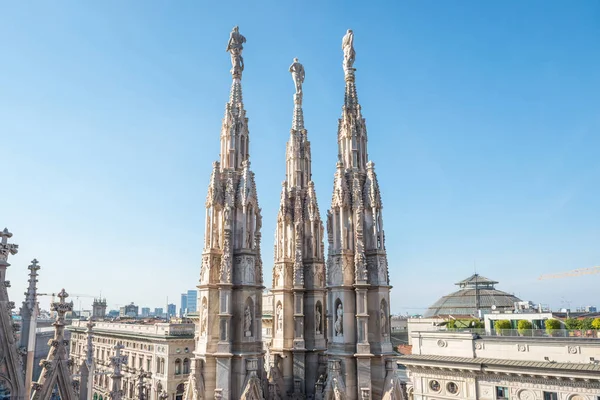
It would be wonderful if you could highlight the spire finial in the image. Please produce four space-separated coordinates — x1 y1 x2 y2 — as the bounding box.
226 26 246 79
289 57 305 103
290 57 306 130
0 228 18 265
342 29 356 75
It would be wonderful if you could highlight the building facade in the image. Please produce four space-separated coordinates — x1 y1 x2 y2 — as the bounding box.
322 30 395 400
400 330 600 400
120 303 139 318
68 320 195 400
269 57 327 399
186 26 265 400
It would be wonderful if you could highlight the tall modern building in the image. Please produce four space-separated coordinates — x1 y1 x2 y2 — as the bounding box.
323 30 395 399
141 307 151 318
167 303 176 319
185 26 264 400
154 307 163 317
186 290 197 313
269 57 327 398
180 293 188 316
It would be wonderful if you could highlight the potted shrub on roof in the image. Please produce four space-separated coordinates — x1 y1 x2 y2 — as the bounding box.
545 319 562 337
517 320 532 336
494 319 511 336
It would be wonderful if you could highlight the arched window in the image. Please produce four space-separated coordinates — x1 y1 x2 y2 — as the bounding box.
175 358 182 375
93 394 98 400
183 358 190 375
160 358 165 374
176 383 185 400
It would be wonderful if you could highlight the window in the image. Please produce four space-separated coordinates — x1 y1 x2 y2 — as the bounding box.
429 380 440 392
496 386 509 400
183 358 190 375
447 382 459 395
175 358 182 375
543 393 558 400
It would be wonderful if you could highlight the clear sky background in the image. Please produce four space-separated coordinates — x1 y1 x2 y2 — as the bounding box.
2 1 599 315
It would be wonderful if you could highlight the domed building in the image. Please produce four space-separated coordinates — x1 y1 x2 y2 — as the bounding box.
424 274 521 317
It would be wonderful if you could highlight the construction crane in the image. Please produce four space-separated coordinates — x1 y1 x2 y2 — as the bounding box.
538 266 600 281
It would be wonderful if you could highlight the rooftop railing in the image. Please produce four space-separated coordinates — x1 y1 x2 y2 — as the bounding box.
445 328 600 338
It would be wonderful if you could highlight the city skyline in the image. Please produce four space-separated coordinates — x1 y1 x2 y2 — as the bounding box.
3 1 600 314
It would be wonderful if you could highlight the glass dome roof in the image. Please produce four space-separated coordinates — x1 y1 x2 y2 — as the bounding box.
424 274 521 318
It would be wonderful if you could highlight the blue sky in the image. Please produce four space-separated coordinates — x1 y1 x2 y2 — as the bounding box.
2 1 599 315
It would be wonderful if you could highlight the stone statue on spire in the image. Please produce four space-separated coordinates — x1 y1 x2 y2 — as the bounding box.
342 29 356 72
289 57 305 96
226 26 246 77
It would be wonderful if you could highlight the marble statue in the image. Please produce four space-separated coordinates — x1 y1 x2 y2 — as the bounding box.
380 303 387 333
289 58 305 95
333 378 344 400
244 305 252 336
276 304 283 331
315 307 321 333
201 301 208 335
335 304 343 336
342 29 355 71
226 26 246 74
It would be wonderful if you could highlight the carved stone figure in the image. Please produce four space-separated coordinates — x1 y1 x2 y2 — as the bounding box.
201 301 208 336
380 303 387 334
244 305 252 336
226 26 246 75
333 378 345 400
276 304 283 332
342 29 355 71
335 304 343 336
289 58 305 95
315 307 321 333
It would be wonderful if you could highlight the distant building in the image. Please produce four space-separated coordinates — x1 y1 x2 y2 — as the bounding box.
180 293 188 317
68 320 195 400
107 310 119 318
119 303 138 318
425 274 521 318
92 298 107 320
186 290 197 313
167 304 176 318
141 307 151 318
399 329 600 400
154 308 164 318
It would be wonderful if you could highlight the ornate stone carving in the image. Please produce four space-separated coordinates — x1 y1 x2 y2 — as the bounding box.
289 58 305 97
474 342 483 350
517 344 528 352
342 29 356 72
244 305 252 337
335 303 343 336
437 340 447 348
276 303 283 332
226 26 246 77
568 345 579 354
517 389 535 400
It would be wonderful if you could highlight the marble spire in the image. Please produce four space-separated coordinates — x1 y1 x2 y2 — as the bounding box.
270 58 327 399
31 288 78 400
20 259 41 399
0 228 26 400
188 26 265 400
321 30 396 400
